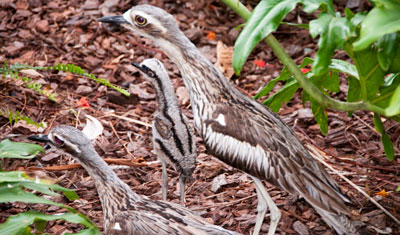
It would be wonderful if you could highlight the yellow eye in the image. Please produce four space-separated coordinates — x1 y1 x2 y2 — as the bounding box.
135 15 147 26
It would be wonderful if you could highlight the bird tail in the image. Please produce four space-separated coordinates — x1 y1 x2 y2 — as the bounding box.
312 206 358 235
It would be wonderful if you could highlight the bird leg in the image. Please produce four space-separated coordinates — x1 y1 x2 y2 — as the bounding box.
161 159 168 201
179 175 185 206
250 176 281 235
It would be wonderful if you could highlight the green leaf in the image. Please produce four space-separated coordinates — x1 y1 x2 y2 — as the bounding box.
377 33 399 71
0 171 78 200
373 113 395 161
302 91 328 135
385 84 400 116
396 185 400 192
233 0 334 74
309 13 355 75
254 57 313 99
347 76 362 103
0 186 63 206
263 78 300 112
353 46 386 100
0 139 44 159
321 71 339 92
353 0 400 51
329 59 359 79
0 211 100 235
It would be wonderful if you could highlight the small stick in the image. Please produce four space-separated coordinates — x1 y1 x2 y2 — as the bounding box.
19 158 160 171
306 143 400 225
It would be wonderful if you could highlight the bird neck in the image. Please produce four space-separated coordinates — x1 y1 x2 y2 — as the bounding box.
76 146 140 215
156 34 233 103
149 75 179 113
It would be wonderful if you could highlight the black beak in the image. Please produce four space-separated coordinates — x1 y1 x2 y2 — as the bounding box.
98 15 129 24
28 134 51 150
131 62 142 70
28 134 50 143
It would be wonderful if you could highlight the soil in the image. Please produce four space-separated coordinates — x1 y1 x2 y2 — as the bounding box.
1 0 399 234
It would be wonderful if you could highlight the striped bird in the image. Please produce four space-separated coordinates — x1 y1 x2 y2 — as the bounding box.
132 58 197 205
99 5 358 235
29 125 238 235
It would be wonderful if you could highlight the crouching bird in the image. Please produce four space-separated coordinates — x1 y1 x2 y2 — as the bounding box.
99 5 358 235
132 58 197 205
29 126 238 235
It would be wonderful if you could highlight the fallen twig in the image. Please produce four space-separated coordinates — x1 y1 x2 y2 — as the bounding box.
306 144 400 225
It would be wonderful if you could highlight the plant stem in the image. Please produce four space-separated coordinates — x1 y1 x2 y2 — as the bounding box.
221 0 388 115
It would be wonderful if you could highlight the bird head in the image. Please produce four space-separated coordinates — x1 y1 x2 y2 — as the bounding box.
98 5 181 43
131 58 168 83
98 5 193 61
28 125 91 156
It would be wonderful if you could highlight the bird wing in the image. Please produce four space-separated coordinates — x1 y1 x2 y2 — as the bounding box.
154 115 173 139
105 199 239 235
202 102 349 214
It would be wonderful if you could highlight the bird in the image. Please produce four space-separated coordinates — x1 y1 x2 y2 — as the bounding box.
28 125 239 235
132 58 197 205
98 5 358 235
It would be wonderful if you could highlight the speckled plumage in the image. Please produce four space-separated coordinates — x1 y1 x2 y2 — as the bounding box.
133 58 196 205
98 5 358 234
29 126 238 235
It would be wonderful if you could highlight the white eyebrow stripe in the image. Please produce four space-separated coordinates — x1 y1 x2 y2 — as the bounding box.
130 10 167 34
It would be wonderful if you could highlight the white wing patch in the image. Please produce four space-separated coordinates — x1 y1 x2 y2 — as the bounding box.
114 222 122 230
215 114 226 126
204 126 270 178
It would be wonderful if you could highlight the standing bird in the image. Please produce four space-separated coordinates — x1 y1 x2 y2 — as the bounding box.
29 125 238 235
99 5 358 235
132 58 197 205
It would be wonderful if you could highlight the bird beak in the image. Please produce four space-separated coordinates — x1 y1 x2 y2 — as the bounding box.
98 15 129 24
131 62 142 70
28 134 52 149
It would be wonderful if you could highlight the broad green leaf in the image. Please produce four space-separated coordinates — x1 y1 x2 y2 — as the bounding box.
0 171 78 200
263 78 300 112
353 0 400 51
233 0 334 74
0 186 62 206
372 74 400 109
347 76 362 103
373 113 395 161
0 211 100 235
397 185 400 191
386 84 400 116
321 71 339 92
309 13 355 75
353 46 385 100
377 33 399 71
388 43 400 73
329 59 358 79
302 91 328 135
0 139 43 159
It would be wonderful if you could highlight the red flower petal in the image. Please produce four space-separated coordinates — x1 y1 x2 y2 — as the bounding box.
254 59 266 68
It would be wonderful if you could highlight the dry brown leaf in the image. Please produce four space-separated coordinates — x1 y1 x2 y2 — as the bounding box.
19 69 43 78
215 41 234 80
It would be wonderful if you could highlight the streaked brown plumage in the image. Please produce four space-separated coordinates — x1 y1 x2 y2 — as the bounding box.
132 58 197 205
98 5 358 235
29 125 238 235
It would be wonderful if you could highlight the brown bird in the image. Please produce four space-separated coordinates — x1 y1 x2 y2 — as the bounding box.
99 5 358 235
132 58 197 205
29 125 238 235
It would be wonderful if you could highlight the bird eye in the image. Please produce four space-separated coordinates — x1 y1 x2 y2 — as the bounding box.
135 15 147 26
54 136 64 146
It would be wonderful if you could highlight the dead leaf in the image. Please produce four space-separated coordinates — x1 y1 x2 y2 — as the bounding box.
19 69 43 78
215 41 234 80
82 115 104 140
176 86 190 105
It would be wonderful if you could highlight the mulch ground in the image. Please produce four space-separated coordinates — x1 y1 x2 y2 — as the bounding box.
1 0 400 234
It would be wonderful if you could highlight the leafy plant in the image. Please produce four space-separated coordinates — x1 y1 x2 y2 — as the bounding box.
222 0 400 161
0 61 130 97
0 140 100 234
0 109 45 128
